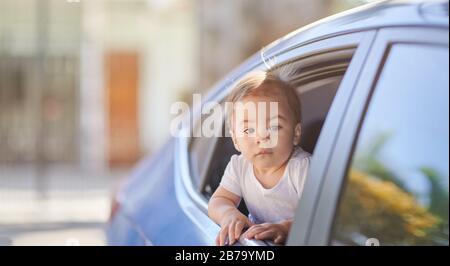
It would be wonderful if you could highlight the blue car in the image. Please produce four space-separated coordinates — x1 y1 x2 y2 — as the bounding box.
107 0 449 246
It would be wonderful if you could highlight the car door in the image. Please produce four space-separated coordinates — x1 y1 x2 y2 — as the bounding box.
290 27 449 246
175 30 377 246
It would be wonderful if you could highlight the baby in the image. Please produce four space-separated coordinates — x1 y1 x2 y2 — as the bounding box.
208 70 311 246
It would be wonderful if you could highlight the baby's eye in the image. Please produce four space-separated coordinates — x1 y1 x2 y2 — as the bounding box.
244 128 255 134
269 125 281 132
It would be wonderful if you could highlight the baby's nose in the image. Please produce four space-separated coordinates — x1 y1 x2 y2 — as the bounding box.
256 128 270 141
256 130 278 148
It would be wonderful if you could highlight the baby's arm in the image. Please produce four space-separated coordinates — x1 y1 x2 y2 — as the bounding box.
208 185 253 246
244 219 293 245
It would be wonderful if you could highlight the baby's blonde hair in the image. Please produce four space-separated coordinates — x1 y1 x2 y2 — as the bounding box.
226 68 302 132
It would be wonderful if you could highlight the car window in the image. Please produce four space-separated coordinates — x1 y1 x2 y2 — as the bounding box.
201 48 356 202
331 44 449 246
189 107 222 189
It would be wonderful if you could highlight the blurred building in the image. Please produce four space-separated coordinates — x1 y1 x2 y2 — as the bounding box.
0 0 80 166
0 0 365 172
197 0 331 89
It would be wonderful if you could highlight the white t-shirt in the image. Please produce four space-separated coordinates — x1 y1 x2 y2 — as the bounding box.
220 146 311 224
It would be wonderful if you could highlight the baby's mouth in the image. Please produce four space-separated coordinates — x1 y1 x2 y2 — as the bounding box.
256 149 273 156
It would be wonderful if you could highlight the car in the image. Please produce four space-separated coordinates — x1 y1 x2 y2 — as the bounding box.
106 0 449 246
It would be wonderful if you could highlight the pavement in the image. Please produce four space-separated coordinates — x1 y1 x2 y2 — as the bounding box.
0 164 130 246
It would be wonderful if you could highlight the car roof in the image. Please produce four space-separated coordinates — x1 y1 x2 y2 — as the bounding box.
207 0 448 101
263 0 449 57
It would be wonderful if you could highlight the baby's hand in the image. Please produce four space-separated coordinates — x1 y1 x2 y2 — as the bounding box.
244 220 292 245
216 209 253 246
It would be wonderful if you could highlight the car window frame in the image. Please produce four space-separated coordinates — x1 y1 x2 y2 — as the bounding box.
176 30 378 246
285 30 378 245
299 27 449 246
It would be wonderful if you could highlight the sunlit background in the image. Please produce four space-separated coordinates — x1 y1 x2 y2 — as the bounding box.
0 0 376 246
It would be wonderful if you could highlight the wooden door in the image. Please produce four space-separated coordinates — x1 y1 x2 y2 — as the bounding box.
105 51 140 167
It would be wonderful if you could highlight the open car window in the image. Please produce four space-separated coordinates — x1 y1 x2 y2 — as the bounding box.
200 48 356 204
184 31 376 246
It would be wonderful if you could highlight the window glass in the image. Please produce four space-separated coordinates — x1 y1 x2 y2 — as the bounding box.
331 44 449 246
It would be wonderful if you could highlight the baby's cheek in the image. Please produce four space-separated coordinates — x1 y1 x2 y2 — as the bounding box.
279 134 297 151
238 141 255 155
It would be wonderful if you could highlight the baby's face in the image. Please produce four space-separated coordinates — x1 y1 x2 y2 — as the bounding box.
231 91 301 170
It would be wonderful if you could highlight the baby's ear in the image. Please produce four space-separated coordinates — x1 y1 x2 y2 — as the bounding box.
229 130 241 152
293 123 301 146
